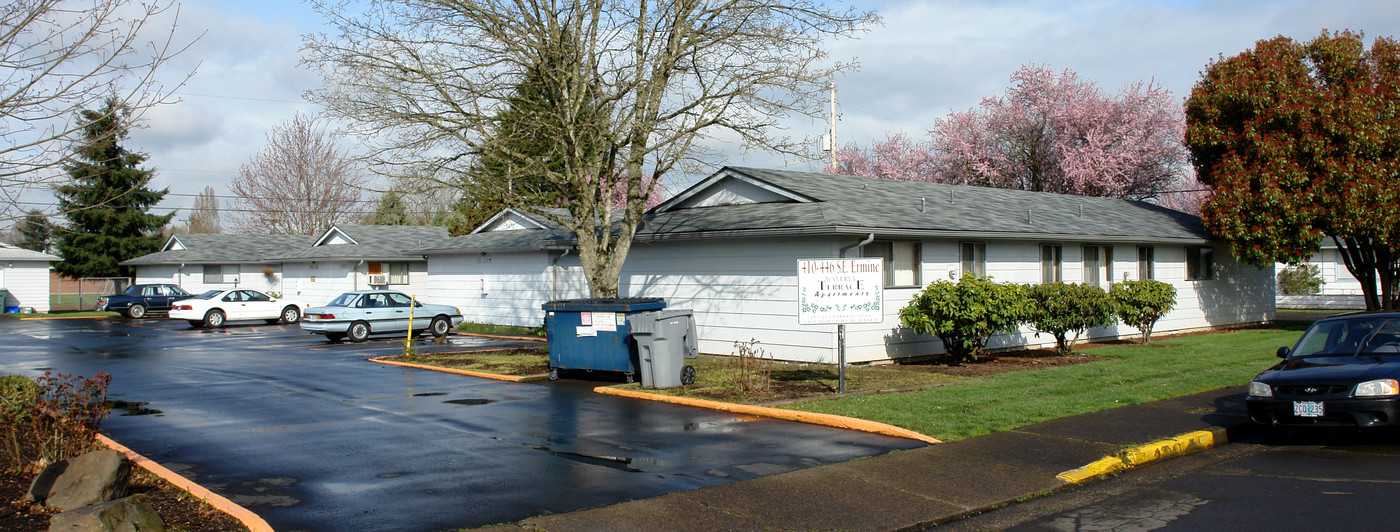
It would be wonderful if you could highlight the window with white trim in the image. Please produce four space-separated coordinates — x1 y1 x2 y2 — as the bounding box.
203 265 234 284
1138 246 1155 280
1083 245 1113 286
864 241 922 287
1186 246 1214 280
960 242 986 277
1041 245 1063 284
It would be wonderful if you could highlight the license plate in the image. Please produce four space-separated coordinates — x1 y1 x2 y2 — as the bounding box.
1293 401 1324 417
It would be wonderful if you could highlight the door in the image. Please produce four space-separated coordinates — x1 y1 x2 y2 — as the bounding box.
357 292 398 331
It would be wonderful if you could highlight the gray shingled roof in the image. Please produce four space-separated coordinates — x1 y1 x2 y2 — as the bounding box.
421 166 1212 253
120 234 315 266
0 242 59 262
271 225 449 261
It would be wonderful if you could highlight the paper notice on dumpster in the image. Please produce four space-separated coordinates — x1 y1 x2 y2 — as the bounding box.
594 312 618 332
576 325 597 337
580 312 593 326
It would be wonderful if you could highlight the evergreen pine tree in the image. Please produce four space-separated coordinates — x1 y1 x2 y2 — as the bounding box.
372 190 411 225
16 210 53 253
53 98 172 278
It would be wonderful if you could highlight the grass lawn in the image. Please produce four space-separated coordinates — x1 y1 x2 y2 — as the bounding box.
396 347 551 375
781 323 1309 441
457 322 546 337
616 354 965 404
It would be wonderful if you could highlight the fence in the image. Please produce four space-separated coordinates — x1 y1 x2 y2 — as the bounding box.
49 277 131 311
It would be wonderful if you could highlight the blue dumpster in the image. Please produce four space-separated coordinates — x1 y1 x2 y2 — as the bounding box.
543 298 666 382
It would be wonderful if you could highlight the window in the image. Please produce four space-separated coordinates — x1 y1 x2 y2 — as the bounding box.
1186 246 1215 280
864 241 922 287
960 242 986 276
203 265 233 284
1082 245 1113 286
389 262 409 284
1138 246 1155 281
1041 245 1063 284
370 262 410 284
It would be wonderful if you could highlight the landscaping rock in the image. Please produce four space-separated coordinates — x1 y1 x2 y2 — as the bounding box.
25 461 69 504
43 450 132 511
46 496 165 531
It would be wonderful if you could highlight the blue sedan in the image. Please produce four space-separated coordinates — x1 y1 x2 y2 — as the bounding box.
300 290 464 342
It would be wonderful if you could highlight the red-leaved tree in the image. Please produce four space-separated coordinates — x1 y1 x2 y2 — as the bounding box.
1186 31 1400 310
835 65 1194 203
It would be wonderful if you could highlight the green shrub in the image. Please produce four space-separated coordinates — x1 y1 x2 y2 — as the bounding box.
0 374 39 425
1024 283 1116 355
1277 263 1323 295
1110 280 1177 345
899 274 1030 362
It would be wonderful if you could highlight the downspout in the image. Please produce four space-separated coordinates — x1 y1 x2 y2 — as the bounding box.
178 264 185 289
839 233 876 258
356 260 364 291
835 233 874 394
550 248 573 301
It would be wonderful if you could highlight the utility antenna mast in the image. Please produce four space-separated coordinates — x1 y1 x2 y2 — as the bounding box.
828 82 838 172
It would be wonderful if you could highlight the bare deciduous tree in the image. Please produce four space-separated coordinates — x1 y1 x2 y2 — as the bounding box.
303 0 877 297
1 0 197 221
229 113 367 235
169 185 220 234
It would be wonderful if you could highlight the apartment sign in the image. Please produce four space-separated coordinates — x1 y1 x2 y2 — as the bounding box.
797 258 884 325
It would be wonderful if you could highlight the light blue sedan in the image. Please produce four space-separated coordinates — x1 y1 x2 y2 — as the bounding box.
300 290 464 342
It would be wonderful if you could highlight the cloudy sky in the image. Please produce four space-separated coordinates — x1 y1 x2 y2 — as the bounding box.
108 0 1400 221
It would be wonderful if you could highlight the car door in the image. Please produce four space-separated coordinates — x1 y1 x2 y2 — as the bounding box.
357 293 396 331
387 292 417 331
242 290 277 320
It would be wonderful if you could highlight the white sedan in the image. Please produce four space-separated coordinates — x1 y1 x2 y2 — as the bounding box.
170 289 311 328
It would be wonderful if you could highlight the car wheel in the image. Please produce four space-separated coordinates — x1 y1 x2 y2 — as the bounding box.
281 306 301 324
204 309 226 328
187 320 204 328
325 333 345 342
127 304 147 319
348 321 370 342
429 316 450 337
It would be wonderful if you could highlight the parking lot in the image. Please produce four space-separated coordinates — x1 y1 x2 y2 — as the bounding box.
0 317 923 531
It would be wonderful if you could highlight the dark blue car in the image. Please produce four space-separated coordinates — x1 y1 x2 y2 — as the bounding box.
94 284 195 319
1248 313 1400 431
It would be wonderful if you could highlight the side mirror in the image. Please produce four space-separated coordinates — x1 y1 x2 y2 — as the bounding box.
1276 346 1290 359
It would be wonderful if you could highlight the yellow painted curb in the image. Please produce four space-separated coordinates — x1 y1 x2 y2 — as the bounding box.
594 386 942 445
98 434 274 532
369 356 549 383
1056 428 1224 484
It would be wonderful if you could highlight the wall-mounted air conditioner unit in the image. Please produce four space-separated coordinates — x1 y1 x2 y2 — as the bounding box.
368 274 388 286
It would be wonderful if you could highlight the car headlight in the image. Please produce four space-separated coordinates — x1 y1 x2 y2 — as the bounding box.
1248 381 1273 398
1354 379 1400 397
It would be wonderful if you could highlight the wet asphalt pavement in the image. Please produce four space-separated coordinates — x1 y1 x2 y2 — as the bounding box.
0 317 922 531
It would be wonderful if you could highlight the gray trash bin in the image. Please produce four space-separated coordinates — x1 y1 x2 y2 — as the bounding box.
628 309 698 388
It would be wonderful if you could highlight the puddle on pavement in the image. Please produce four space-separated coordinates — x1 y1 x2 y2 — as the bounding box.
229 476 302 508
682 417 754 433
412 392 448 397
530 445 672 473
108 400 162 416
444 398 493 406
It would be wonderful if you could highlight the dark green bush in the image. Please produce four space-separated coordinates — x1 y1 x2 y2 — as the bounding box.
899 274 1030 362
1110 280 1178 345
1024 283 1117 355
1277 263 1323 295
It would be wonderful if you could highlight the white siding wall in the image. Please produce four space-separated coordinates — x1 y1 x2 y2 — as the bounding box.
136 264 286 298
283 261 432 307
427 251 571 327
1 262 53 313
424 238 1275 364
620 238 841 362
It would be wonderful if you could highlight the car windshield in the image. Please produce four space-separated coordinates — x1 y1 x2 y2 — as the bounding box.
327 293 360 307
194 291 222 300
1292 317 1400 357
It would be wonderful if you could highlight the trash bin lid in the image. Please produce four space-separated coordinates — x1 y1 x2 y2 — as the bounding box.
542 297 666 312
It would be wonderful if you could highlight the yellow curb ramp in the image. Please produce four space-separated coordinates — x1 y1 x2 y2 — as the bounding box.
594 386 942 445
98 434 273 532
369 356 549 383
1056 428 1225 484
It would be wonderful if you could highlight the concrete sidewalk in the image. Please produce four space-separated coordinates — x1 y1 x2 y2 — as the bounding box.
483 385 1257 531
